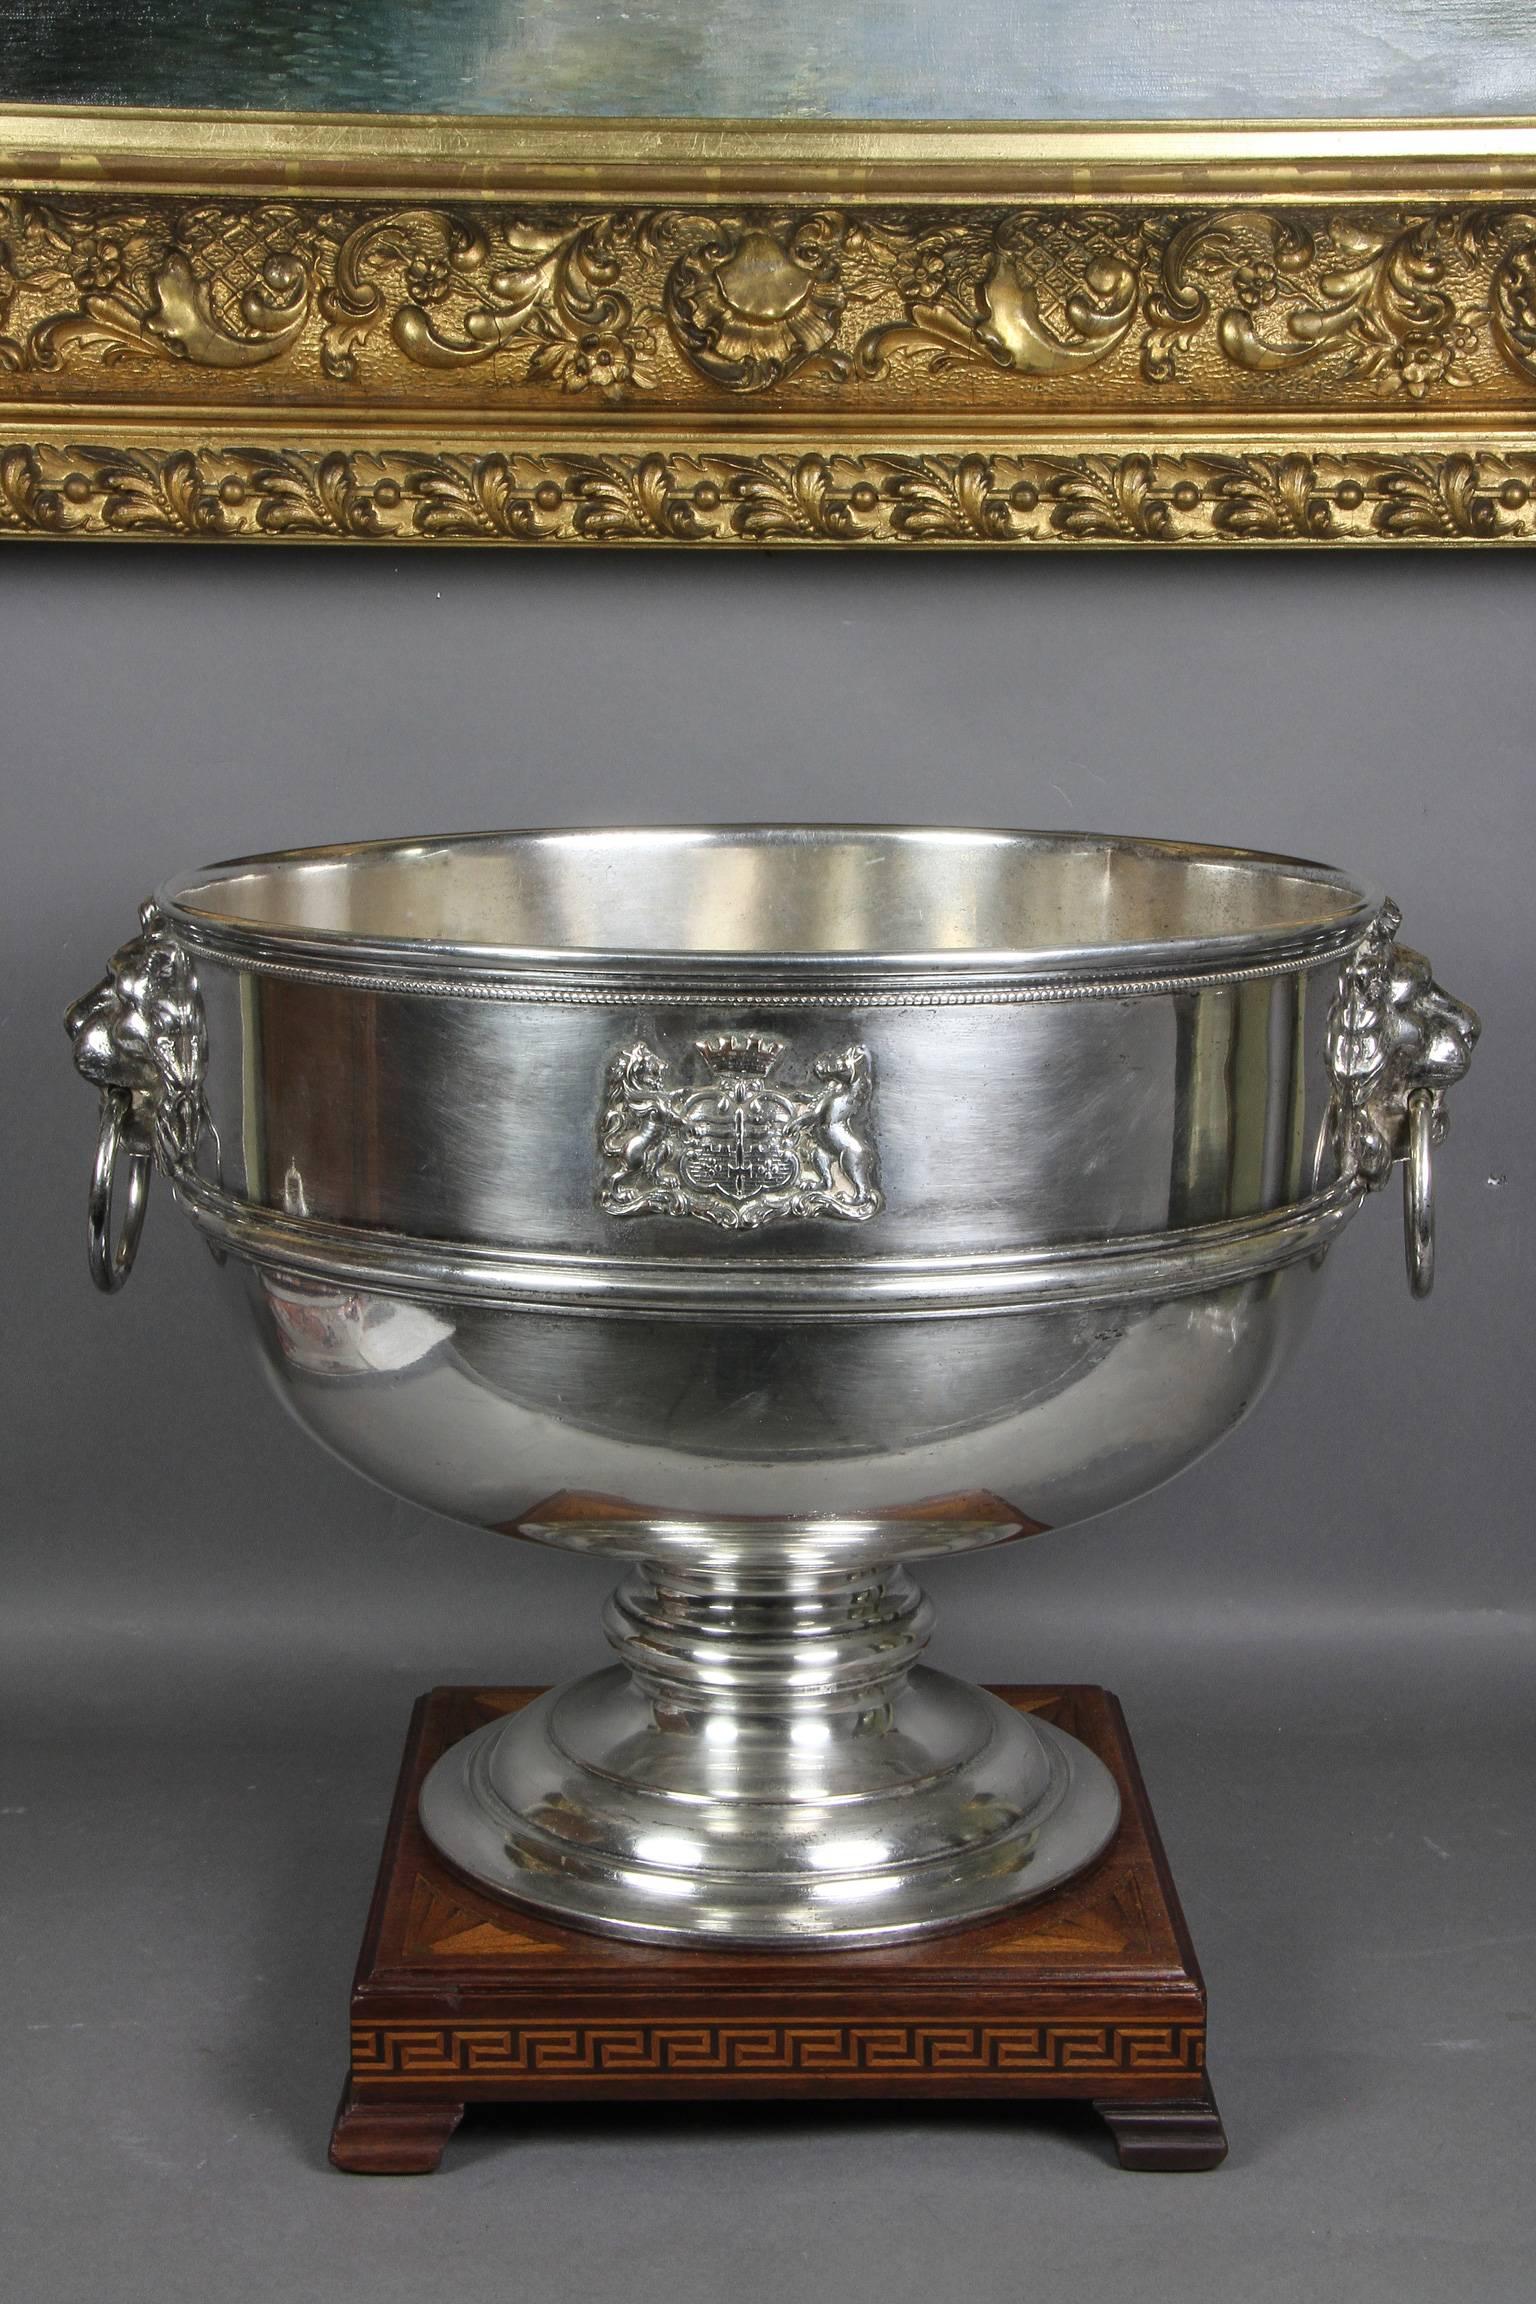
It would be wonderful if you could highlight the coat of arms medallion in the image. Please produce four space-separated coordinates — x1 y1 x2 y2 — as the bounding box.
598 1031 882 1230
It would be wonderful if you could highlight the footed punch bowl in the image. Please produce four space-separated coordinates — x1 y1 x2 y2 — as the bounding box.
66 828 1480 1946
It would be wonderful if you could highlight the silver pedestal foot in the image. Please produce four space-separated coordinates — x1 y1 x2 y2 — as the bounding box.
418 1560 1120 1946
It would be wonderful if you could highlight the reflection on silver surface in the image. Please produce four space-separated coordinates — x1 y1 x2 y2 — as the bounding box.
259 1272 452 1378
66 827 1479 1944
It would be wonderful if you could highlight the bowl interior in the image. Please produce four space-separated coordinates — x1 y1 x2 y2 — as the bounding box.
168 827 1372 967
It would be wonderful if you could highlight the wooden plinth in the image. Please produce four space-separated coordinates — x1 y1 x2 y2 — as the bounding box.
330 1685 1226 2175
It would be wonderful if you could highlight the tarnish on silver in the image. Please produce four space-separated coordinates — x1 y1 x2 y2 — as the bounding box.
1327 900 1481 1296
65 901 209 1292
599 1032 881 1230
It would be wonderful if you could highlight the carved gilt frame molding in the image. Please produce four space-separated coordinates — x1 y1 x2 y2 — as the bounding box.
2 110 1534 546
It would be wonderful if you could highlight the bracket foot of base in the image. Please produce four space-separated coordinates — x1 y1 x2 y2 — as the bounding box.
329 2087 465 2175
1093 2087 1229 2171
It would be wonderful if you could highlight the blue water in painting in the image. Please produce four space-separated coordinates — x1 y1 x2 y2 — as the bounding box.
1 0 1532 118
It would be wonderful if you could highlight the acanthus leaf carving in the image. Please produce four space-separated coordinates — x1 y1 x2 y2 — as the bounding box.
1369 451 1513 539
400 450 558 542
1 441 1532 547
1200 452 1339 541
564 453 722 542
1040 453 1180 542
226 445 389 539
73 442 238 537
880 453 1027 542
726 451 874 541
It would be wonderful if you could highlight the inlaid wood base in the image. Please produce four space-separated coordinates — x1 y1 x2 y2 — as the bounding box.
329 1685 1226 2175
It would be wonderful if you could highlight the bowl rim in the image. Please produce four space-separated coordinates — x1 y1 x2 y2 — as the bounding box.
158 822 1384 992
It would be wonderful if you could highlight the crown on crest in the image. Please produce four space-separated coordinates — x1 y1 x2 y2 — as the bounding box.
696 1032 786 1078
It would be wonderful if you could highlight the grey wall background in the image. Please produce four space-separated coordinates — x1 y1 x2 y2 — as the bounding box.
3 544 1532 2303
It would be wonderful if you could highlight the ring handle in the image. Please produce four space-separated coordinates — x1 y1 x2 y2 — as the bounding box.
87 1089 153 1294
1326 903 1479 1300
65 902 209 1296
1403 1087 1436 1300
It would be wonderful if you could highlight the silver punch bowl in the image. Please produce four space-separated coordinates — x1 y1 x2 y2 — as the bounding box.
66 828 1480 1946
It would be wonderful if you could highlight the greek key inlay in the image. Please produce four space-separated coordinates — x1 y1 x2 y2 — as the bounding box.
351 2018 1206 2083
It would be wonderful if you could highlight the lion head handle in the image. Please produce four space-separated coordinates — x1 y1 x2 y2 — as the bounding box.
1327 901 1480 1295
65 901 210 1290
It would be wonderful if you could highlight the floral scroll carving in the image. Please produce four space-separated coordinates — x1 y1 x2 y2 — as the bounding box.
3 193 1535 409
1145 210 1487 396
318 209 655 394
1491 218 1536 384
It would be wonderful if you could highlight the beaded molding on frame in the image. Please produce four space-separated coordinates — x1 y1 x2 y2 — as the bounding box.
4 442 1536 545
2 115 1534 546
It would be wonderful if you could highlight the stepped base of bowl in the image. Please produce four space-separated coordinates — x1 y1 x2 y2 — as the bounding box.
417 1663 1120 1947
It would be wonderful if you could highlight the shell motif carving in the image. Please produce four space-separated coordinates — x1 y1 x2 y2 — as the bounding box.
661 214 848 390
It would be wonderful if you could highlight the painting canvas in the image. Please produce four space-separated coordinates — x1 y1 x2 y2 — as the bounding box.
3 0 1535 120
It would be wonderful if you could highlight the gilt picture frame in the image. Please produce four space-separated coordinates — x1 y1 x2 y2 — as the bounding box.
1 5 1534 547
